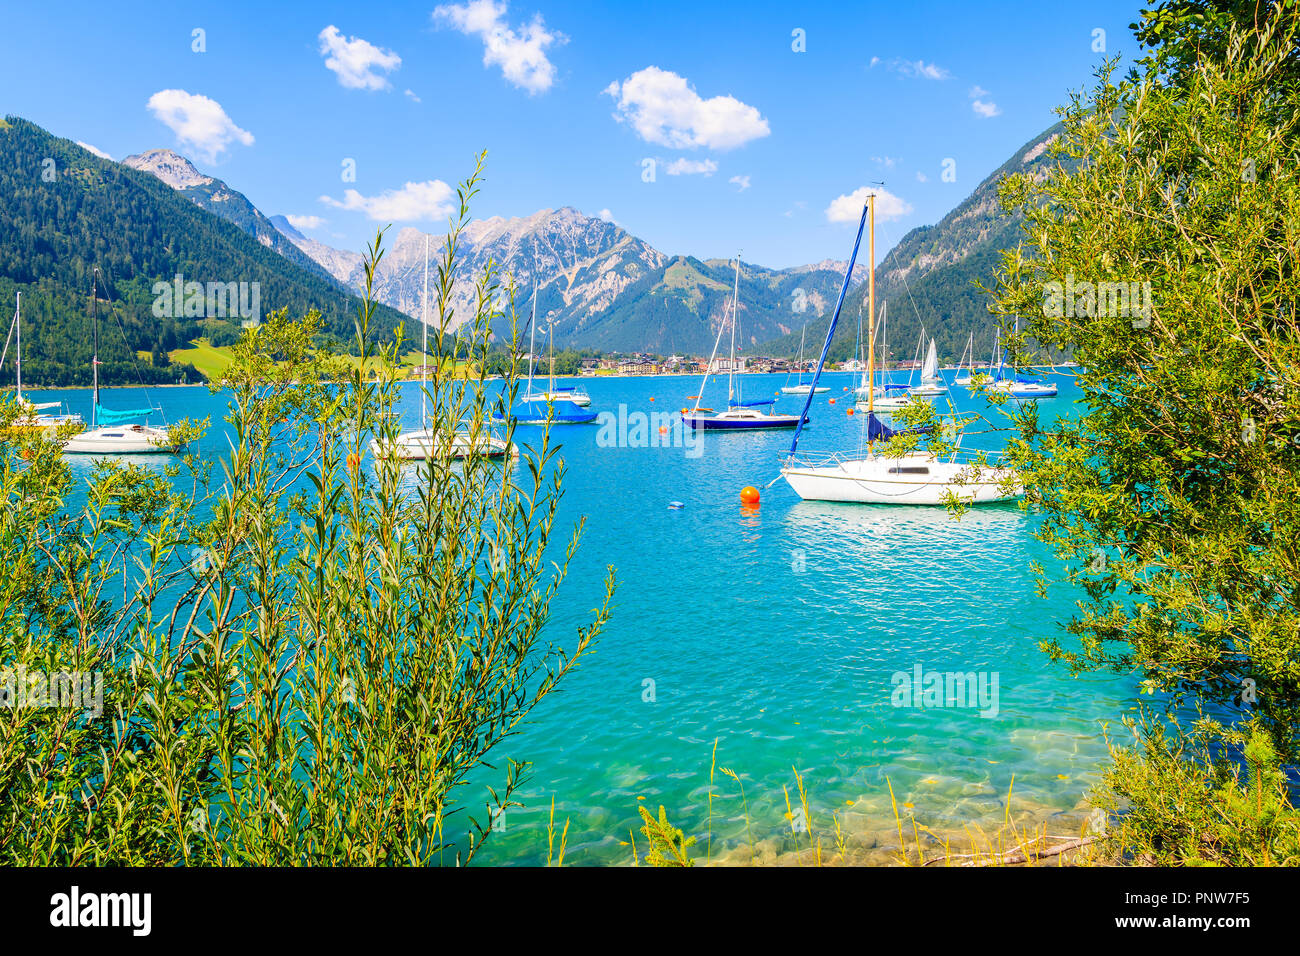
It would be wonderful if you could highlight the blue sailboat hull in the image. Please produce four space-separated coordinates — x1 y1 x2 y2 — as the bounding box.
495 400 598 425
682 411 807 431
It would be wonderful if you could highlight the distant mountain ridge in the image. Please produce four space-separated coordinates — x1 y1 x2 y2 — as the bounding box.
117 145 867 355
3 113 1065 382
270 208 862 354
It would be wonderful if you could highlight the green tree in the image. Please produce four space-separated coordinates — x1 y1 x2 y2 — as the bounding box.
0 161 614 865
992 13 1300 747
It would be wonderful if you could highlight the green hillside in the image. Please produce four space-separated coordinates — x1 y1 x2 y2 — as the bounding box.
0 117 408 385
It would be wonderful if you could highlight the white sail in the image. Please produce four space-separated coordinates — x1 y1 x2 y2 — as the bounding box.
922 338 938 382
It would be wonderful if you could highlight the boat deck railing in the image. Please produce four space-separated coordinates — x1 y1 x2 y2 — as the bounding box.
783 444 1011 470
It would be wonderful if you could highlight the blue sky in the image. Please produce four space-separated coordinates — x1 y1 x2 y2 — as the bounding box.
1 0 1142 268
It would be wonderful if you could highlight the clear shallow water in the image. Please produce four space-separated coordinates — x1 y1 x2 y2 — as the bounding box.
29 367 1136 865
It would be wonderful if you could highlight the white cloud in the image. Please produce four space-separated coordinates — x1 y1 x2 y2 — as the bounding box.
729 175 751 192
434 1 565 95
825 186 912 224
597 208 618 225
404 89 422 103
665 157 718 176
319 180 455 222
870 155 899 168
287 214 326 231
77 141 111 160
915 170 928 182
604 66 770 151
969 85 1001 117
318 25 401 91
869 56 880 68
882 58 949 80
146 90 254 163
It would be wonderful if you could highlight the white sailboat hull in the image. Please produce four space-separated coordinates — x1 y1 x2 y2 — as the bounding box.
370 427 515 461
63 424 176 454
854 385 912 408
781 453 1021 506
523 388 591 406
780 384 829 395
854 397 910 410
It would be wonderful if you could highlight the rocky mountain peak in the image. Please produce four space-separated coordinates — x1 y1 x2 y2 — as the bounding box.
121 149 213 190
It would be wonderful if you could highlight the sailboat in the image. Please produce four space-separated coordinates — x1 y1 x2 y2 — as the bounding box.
909 336 948 396
953 331 975 386
519 289 591 406
496 285 597 425
780 193 1021 506
3 291 83 432
780 325 829 395
987 319 1058 399
683 257 805 431
63 270 177 455
372 237 515 461
854 300 909 410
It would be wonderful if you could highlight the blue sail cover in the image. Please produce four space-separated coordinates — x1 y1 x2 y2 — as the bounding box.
95 403 154 425
866 413 933 442
866 413 898 441
735 398 777 408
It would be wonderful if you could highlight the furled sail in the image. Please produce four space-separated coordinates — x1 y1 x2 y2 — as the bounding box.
94 403 155 425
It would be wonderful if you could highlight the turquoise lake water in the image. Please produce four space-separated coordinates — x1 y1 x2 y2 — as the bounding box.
29 367 1136 865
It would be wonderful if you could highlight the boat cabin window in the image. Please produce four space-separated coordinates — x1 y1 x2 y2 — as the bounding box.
888 466 930 475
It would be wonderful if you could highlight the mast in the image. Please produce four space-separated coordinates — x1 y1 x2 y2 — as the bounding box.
796 325 805 386
421 234 429 428
727 255 739 406
867 194 876 437
784 196 869 463
548 306 555 393
855 302 864 388
14 292 21 403
692 293 729 414
91 269 100 429
880 299 887 386
908 325 924 389
526 285 537 395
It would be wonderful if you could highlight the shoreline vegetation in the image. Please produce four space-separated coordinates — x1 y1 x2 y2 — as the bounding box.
3 1 1299 870
15 365 1084 391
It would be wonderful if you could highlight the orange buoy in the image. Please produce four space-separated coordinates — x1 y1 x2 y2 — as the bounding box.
828 397 836 404
740 486 760 505
847 408 855 416
681 407 688 415
658 425 668 434
649 397 655 402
